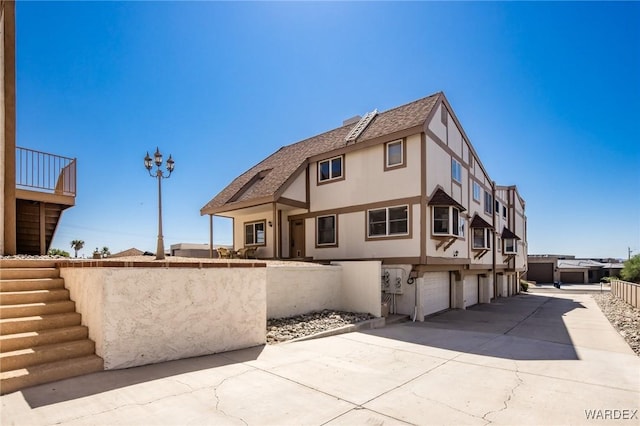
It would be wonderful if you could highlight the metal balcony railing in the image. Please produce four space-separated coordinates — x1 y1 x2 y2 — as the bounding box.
16 147 77 196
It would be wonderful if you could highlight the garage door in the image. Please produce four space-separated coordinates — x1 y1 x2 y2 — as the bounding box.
560 271 584 284
527 263 554 283
422 272 450 315
463 275 479 308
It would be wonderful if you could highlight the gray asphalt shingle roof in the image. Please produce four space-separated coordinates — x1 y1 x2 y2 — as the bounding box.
201 93 440 215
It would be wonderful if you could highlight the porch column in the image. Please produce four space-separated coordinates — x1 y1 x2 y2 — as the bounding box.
209 214 213 258
272 203 278 259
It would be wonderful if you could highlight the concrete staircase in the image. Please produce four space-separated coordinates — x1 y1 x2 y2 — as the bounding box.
0 260 103 395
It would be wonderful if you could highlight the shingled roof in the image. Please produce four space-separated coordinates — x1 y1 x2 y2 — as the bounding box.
201 93 441 215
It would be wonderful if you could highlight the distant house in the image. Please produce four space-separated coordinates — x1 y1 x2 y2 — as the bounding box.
201 92 527 315
526 254 624 284
110 248 144 258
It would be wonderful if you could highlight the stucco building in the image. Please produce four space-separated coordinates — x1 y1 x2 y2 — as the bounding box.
202 92 527 317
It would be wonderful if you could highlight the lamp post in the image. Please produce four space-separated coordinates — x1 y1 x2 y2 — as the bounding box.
144 148 175 260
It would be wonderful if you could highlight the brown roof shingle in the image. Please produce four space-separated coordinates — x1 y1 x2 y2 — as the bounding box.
201 93 441 215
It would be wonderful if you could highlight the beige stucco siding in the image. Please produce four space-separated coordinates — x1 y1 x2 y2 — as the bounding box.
310 134 421 212
428 104 447 144
426 135 452 196
447 112 463 157
280 170 306 202
233 210 275 257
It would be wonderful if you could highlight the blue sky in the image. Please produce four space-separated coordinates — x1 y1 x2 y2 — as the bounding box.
16 1 639 260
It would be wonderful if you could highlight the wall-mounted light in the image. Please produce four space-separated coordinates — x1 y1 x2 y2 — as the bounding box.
453 250 459 257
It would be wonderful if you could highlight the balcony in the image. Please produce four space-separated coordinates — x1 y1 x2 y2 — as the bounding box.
14 147 77 255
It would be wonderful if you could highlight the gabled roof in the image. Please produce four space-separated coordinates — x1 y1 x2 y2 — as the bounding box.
201 93 441 215
470 214 492 228
110 248 144 258
427 188 466 212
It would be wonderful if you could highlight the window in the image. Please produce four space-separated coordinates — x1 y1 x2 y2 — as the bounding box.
385 140 404 168
472 181 481 202
368 206 408 238
484 191 493 215
495 200 500 213
318 156 343 182
432 206 464 237
245 221 265 246
504 238 517 254
472 228 491 249
502 206 507 219
451 159 462 183
317 215 336 246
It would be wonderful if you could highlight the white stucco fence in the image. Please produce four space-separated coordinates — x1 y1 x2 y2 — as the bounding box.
61 266 266 370
60 260 381 371
267 261 381 319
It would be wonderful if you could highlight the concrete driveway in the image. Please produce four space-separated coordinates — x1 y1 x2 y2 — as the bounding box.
2 292 639 426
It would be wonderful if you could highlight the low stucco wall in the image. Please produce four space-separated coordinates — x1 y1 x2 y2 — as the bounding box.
266 265 342 319
267 261 381 319
61 266 266 370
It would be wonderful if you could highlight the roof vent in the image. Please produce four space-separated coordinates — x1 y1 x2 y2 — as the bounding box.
344 109 377 144
343 115 361 126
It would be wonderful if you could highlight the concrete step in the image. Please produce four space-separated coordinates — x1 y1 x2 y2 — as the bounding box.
0 300 76 319
0 326 89 352
0 268 59 280
0 278 65 292
0 354 104 395
0 289 70 305
0 312 81 335
0 259 57 269
0 339 96 372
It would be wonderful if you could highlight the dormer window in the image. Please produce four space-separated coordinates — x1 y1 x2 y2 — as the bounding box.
470 214 493 250
318 156 343 183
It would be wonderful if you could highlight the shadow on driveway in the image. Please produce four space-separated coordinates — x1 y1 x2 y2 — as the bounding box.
362 293 584 361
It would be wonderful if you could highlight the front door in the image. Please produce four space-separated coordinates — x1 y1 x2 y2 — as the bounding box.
290 219 305 258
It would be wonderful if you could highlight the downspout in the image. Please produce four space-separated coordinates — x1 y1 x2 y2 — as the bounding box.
492 181 497 298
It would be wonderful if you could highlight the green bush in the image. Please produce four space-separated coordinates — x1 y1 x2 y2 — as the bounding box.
621 255 640 283
48 248 70 257
520 280 529 292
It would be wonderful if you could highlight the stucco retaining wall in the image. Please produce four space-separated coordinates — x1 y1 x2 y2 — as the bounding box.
61 266 266 370
267 261 381 319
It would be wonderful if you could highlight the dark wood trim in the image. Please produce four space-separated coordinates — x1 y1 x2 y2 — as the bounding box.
276 197 308 209
273 160 309 201
272 203 278 258
203 196 273 216
242 219 267 248
426 256 470 265
307 125 424 163
316 155 346 186
420 132 427 265
426 128 467 170
315 214 339 248
288 196 421 221
383 138 407 171
364 204 412 241
277 209 283 259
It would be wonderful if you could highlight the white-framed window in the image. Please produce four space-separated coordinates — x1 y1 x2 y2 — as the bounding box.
484 191 493 215
368 205 408 237
472 181 481 202
318 156 343 182
432 206 464 237
451 158 462 183
472 228 491 249
386 140 403 168
244 221 265 246
317 215 336 246
504 238 517 254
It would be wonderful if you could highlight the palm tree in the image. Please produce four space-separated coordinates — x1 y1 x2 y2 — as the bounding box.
101 246 111 258
70 240 84 258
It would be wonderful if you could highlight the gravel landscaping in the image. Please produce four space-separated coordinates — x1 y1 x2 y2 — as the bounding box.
267 310 375 344
593 293 640 356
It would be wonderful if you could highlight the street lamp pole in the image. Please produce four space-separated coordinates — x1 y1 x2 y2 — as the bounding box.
144 148 175 260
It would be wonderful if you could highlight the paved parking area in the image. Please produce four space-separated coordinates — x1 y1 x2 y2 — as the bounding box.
2 292 639 425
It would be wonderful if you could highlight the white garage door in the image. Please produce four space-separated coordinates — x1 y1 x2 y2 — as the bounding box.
463 275 479 308
421 272 450 316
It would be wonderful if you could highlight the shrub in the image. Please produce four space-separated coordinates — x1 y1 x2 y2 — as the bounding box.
621 255 640 283
520 280 529 292
48 248 70 257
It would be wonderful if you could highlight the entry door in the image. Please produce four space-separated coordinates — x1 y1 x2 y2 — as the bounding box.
290 219 305 258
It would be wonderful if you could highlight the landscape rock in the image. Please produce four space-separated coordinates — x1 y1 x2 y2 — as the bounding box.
593 293 640 356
